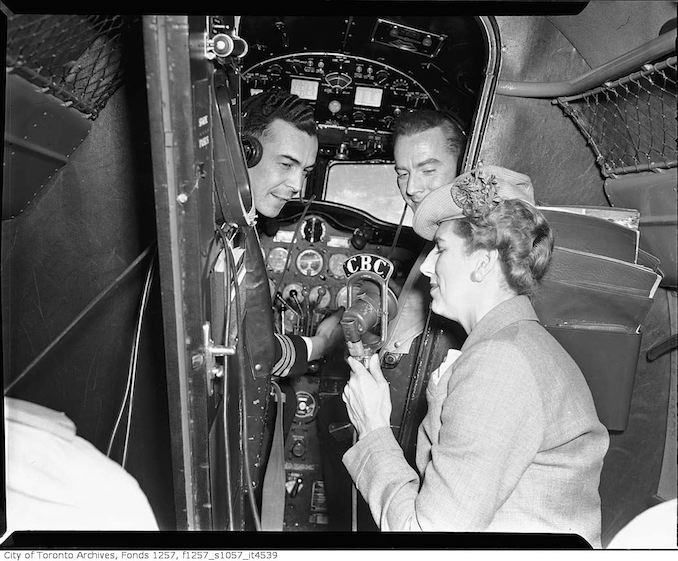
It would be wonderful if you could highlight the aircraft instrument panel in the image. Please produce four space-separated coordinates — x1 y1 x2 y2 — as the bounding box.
242 52 437 137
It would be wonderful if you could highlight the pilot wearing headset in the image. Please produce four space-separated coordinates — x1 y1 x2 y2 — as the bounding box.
239 88 343 378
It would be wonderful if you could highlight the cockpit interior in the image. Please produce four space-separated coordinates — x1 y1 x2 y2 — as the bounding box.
2 3 677 547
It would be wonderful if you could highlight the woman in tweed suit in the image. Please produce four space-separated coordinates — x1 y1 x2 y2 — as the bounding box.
341 166 609 547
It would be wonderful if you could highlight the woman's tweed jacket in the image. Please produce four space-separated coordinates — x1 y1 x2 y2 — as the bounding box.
343 295 609 547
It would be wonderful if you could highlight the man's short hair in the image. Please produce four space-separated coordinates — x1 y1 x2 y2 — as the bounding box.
393 109 466 158
242 88 317 139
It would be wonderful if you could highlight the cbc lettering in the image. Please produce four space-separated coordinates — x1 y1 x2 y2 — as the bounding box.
343 254 394 280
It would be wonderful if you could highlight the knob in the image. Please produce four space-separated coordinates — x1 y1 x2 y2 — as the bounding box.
291 440 306 458
336 143 350 160
328 100 342 114
351 229 368 250
287 476 303 498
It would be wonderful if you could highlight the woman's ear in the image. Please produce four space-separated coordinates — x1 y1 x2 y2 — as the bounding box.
471 248 499 282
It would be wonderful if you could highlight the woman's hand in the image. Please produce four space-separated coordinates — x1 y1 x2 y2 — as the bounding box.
343 354 392 440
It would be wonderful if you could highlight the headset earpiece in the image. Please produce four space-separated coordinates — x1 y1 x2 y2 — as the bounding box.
241 134 263 168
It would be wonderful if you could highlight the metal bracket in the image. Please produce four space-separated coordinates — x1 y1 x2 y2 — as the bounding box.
202 321 236 395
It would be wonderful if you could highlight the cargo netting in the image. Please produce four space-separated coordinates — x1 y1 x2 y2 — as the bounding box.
556 56 677 177
5 15 133 119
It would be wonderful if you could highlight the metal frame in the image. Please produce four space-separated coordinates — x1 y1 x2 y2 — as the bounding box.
495 31 676 99
461 16 502 171
142 15 214 530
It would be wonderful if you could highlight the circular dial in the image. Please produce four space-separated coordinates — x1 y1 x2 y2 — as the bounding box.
375 69 389 84
295 390 317 420
296 249 324 277
309 286 332 309
302 217 326 243
328 253 349 279
324 71 352 90
267 246 289 274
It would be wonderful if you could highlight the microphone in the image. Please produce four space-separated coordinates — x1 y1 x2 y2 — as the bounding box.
339 254 397 533
339 254 397 365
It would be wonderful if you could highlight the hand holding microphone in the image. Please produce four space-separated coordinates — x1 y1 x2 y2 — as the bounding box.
342 354 392 439
338 254 397 440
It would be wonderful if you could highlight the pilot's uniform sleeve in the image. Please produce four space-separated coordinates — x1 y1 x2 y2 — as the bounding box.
271 333 311 378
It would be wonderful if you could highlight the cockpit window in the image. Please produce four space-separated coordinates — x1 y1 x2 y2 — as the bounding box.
323 161 413 226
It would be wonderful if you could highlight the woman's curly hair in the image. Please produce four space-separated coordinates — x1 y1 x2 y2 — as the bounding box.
453 199 554 296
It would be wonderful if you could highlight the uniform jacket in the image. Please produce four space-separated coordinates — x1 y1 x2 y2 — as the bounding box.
343 295 609 547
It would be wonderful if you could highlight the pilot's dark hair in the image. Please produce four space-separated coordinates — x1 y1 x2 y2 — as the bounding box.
242 88 317 139
393 109 466 159
453 199 554 296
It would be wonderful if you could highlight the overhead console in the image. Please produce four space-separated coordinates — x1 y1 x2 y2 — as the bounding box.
242 52 437 159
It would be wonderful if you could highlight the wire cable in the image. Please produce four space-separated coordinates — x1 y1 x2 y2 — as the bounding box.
4 244 156 396
106 249 156 460
121 254 156 467
387 202 409 261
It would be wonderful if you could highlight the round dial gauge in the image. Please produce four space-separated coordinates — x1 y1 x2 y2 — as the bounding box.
324 72 352 90
328 253 349 279
295 390 317 420
302 217 326 243
296 249 324 277
267 247 289 274
309 286 332 309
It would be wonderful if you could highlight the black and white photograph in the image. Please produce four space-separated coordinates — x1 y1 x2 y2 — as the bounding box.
1 1 676 552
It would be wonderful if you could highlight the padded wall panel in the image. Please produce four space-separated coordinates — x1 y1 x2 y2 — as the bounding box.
1 53 176 529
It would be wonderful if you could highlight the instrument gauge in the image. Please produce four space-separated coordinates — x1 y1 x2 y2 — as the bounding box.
309 286 332 309
328 253 349 279
295 390 317 420
268 63 284 76
325 72 352 90
267 247 289 274
302 217 326 243
391 78 408 91
375 69 390 84
296 249 324 277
